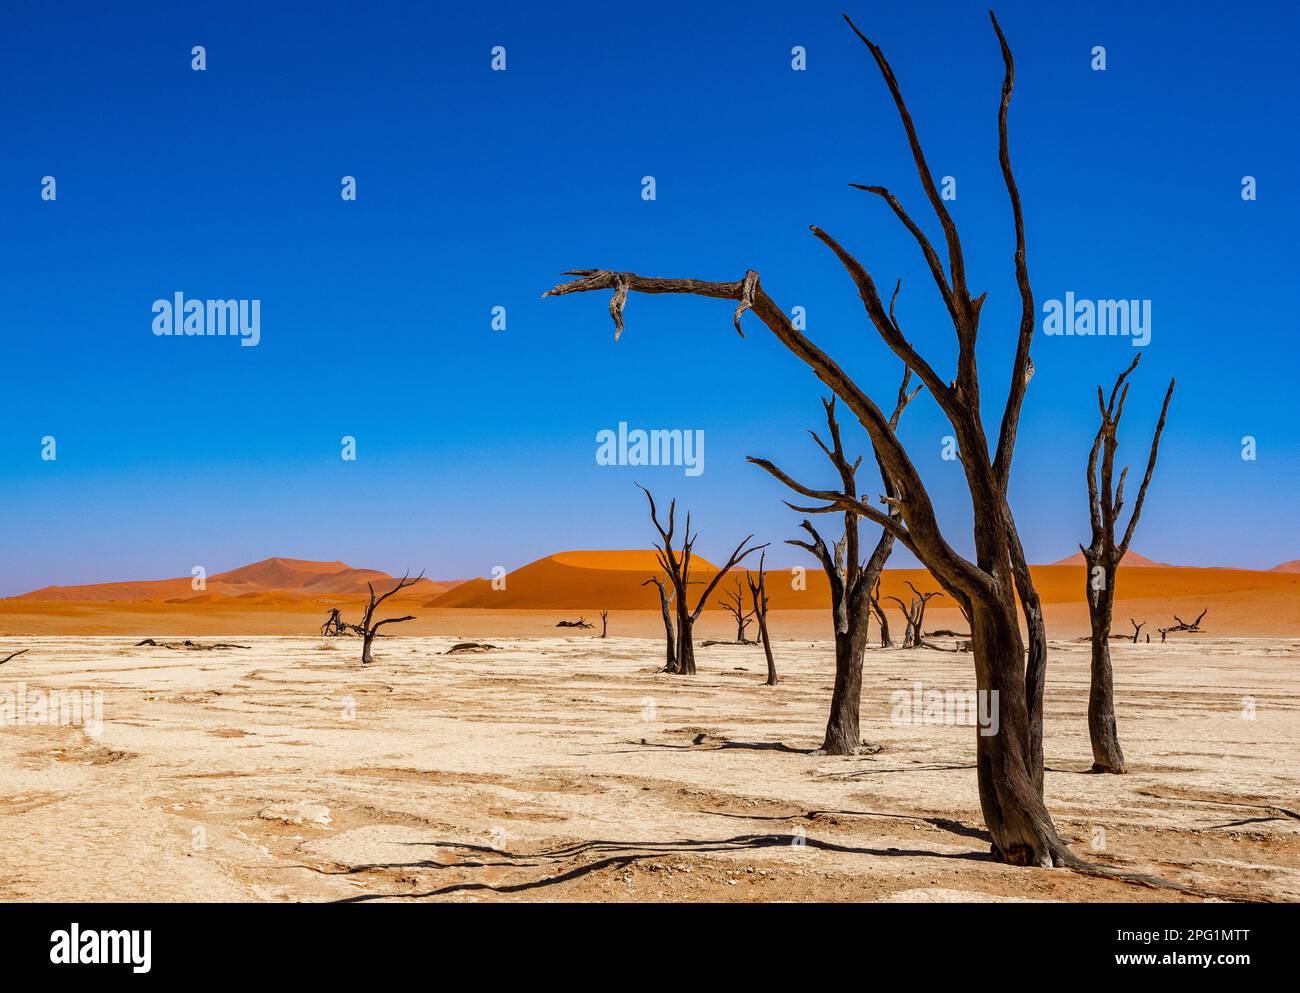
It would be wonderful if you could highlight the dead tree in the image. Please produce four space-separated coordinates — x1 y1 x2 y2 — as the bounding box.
869 579 893 648
347 572 422 664
556 617 594 629
642 577 677 672
906 582 945 648
639 486 765 675
718 579 756 643
762 381 917 753
1128 619 1145 644
320 608 348 637
883 595 918 647
746 552 778 686
599 610 609 638
1081 355 1175 773
544 13 1083 865
0 649 29 667
1159 608 1207 643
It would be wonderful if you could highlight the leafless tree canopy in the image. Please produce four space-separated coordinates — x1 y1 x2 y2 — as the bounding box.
1081 355 1175 773
639 485 766 675
348 572 422 664
718 578 756 644
545 12 1113 869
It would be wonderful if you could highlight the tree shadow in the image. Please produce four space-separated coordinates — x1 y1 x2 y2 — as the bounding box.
323 832 995 902
697 806 991 843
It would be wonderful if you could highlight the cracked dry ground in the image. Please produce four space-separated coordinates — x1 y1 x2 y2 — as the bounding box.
1 635 1297 902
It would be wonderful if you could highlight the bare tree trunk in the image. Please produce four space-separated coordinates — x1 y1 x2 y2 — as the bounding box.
676 606 696 676
871 589 893 648
599 610 609 638
971 594 1060 865
759 615 777 685
1086 569 1126 773
361 632 376 665
1082 357 1174 774
644 578 677 672
747 554 778 686
1004 511 1047 794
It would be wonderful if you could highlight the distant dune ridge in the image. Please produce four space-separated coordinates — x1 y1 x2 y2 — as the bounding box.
1051 550 1171 568
428 549 1300 613
7 551 1299 623
9 557 456 604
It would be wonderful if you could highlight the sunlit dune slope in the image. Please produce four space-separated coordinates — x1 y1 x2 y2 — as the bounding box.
429 551 1300 613
1051 550 1171 568
9 557 455 603
429 550 719 610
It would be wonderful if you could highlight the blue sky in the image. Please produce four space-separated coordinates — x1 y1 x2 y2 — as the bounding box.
1 0 1296 594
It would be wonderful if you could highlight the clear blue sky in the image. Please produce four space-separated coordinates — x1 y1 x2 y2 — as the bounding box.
2 0 1296 595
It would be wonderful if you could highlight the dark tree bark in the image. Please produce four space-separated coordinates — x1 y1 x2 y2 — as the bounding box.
746 553 779 686
1158 608 1207 642
769 378 917 753
1129 619 1145 644
718 579 756 643
638 486 765 675
643 577 677 672
902 582 944 648
1081 356 1175 774
347 572 422 664
544 12 1091 866
883 595 915 648
0 649 29 666
869 580 893 648
320 608 348 637
599 610 609 638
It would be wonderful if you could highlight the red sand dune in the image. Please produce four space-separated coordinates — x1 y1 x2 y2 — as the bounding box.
1051 549 1171 568
1271 560 1300 573
9 557 456 604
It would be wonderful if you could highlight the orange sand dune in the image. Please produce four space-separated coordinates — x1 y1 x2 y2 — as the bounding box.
1272 560 1300 573
9 557 457 604
3 549 1298 638
429 550 719 610
430 550 1300 616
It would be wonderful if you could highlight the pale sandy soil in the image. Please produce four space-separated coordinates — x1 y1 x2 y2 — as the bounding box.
0 635 1296 903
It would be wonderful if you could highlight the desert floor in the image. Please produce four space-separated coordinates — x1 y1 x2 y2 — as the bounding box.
1 634 1296 902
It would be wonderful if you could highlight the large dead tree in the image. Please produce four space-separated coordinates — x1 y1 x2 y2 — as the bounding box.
638 486 765 675
718 579 756 644
759 378 917 753
545 13 1080 866
746 552 778 686
642 577 677 672
1081 355 1175 773
347 572 422 664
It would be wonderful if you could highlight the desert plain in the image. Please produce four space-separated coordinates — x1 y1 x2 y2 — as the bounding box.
1 553 1298 902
